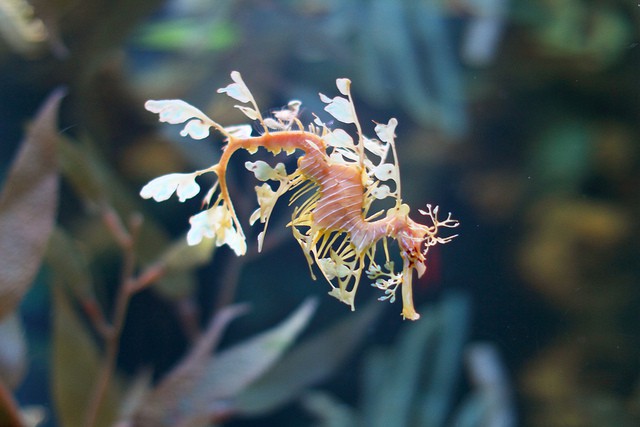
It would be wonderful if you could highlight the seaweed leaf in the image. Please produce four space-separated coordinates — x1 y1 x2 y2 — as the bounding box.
235 299 382 416
45 227 98 309
302 292 474 427
362 292 471 427
362 305 440 427
130 303 248 426
301 391 360 427
415 292 471 426
132 299 317 426
51 286 121 427
0 89 63 319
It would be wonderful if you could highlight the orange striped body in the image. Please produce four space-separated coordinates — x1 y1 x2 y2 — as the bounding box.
230 132 389 255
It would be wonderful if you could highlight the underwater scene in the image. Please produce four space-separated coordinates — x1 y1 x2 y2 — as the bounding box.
0 0 639 426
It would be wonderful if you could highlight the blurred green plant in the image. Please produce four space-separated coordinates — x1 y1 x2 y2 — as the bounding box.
301 293 515 427
135 19 239 52
531 0 632 69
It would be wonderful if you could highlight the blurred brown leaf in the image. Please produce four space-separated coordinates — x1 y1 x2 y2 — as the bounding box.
0 88 63 320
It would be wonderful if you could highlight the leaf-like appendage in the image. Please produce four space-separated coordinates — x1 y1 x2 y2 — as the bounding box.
217 71 254 103
0 89 63 319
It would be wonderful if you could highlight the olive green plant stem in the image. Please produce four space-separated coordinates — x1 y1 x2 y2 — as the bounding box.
82 208 142 427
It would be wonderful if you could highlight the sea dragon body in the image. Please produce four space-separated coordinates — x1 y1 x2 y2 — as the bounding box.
141 72 458 320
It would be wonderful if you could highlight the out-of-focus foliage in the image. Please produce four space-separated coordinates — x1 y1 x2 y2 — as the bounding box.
51 286 121 427
0 89 62 320
0 89 62 426
528 0 633 70
302 293 514 427
0 0 50 57
235 299 383 416
136 16 239 52
1 0 640 426
130 300 317 426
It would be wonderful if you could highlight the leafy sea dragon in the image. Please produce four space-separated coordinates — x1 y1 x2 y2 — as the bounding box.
140 72 458 320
